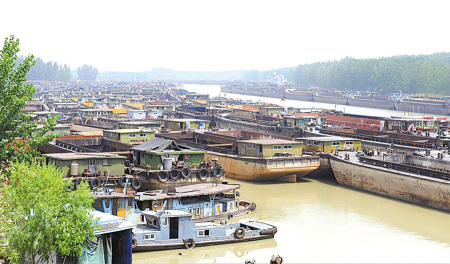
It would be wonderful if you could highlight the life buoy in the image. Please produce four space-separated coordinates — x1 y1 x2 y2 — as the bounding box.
293 126 300 132
169 169 180 181
119 176 128 187
183 238 196 249
180 167 191 179
234 227 245 239
212 166 222 178
131 178 143 190
132 238 138 249
157 171 169 182
198 168 208 180
89 177 100 188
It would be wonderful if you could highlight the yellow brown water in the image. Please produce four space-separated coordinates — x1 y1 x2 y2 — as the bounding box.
133 84 450 262
132 175 450 263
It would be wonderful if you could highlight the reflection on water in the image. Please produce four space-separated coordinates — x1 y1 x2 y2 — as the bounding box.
133 238 277 263
132 84 450 262
133 174 450 263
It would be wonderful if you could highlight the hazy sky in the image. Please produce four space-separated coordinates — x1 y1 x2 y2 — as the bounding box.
2 0 450 72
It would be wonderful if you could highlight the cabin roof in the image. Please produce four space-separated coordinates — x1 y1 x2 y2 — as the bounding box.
297 136 358 142
135 183 240 201
92 192 135 199
140 210 191 218
165 118 210 123
78 109 112 112
131 137 202 153
103 129 155 134
117 121 160 125
237 139 300 145
44 152 125 160
91 210 135 235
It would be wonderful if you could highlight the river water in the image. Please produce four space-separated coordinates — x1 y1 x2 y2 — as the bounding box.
132 84 450 263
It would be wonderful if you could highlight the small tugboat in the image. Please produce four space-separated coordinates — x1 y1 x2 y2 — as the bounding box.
132 209 277 252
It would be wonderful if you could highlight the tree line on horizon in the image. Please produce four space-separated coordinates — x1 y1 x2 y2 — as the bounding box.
16 56 72 82
16 56 98 81
97 67 294 82
288 53 450 95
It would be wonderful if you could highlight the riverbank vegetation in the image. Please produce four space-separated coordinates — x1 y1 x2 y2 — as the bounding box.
289 53 450 95
0 35 95 263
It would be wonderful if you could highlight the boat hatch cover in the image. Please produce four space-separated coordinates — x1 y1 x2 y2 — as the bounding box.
241 221 273 230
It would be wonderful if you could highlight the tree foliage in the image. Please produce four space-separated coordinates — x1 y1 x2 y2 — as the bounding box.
289 54 450 95
0 161 96 264
77 64 98 80
15 56 72 82
0 35 57 164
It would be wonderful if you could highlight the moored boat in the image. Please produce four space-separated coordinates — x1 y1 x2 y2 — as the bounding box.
158 130 321 182
132 210 277 252
328 152 450 211
129 137 226 190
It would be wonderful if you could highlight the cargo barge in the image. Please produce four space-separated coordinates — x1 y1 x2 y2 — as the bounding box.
157 130 320 182
328 152 450 212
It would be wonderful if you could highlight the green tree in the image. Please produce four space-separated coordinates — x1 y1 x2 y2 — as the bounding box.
0 35 57 164
77 64 98 80
0 160 96 264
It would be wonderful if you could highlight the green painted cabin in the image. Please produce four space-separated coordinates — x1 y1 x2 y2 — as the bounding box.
103 129 155 144
299 136 362 153
237 139 303 157
44 153 125 176
163 119 210 131
131 137 206 169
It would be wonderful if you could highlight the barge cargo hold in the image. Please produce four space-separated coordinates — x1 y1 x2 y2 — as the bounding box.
328 153 450 212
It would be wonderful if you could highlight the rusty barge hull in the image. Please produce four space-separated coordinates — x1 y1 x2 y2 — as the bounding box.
328 154 450 212
206 152 319 182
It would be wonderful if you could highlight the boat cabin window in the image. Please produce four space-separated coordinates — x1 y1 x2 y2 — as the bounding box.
197 229 210 237
313 142 321 146
283 145 292 149
332 142 340 146
160 217 168 227
145 215 160 228
273 145 282 150
196 207 201 215
143 233 156 240
130 134 136 138
345 141 354 145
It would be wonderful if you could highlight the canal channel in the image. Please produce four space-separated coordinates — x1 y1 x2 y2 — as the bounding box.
132 84 450 263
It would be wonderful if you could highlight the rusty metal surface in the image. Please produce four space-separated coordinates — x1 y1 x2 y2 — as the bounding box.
328 154 450 212
206 152 319 182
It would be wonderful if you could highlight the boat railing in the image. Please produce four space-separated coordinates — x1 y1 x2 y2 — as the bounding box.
321 128 434 148
266 156 319 167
